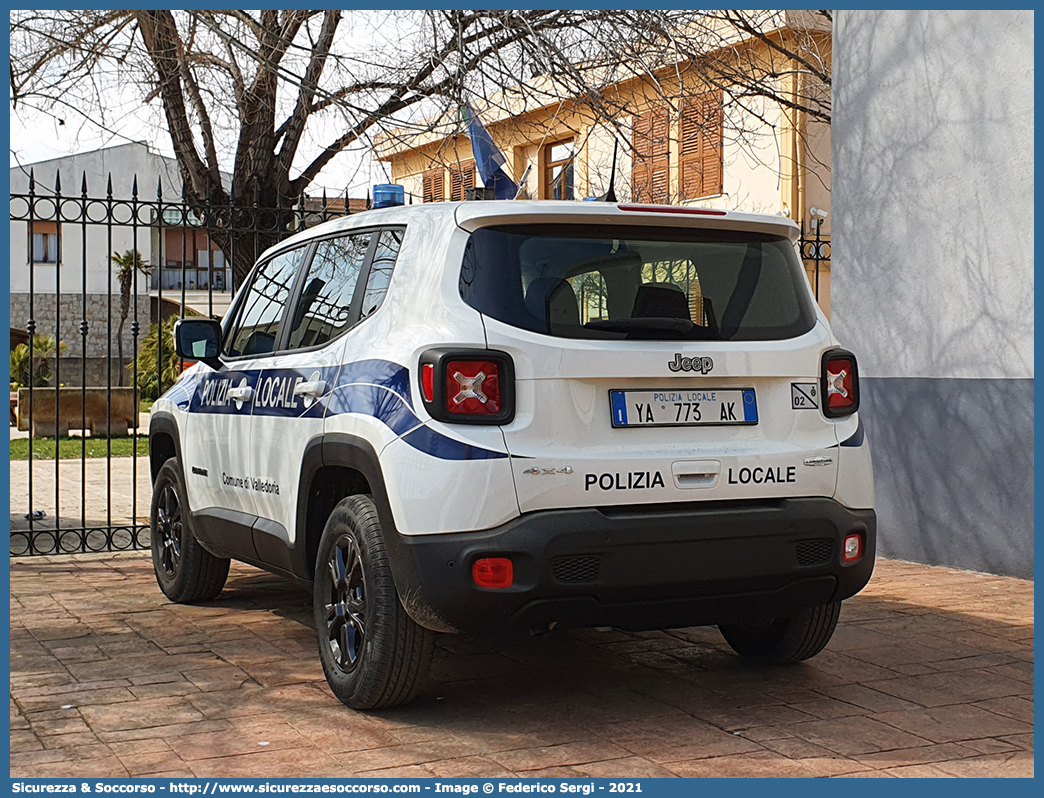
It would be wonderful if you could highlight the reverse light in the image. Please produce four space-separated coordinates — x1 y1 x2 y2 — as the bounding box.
821 349 860 418
843 534 863 563
418 348 515 425
472 557 513 588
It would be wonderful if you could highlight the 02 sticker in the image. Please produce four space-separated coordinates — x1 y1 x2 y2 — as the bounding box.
791 382 819 409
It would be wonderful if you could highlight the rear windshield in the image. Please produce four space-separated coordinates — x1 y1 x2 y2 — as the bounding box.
459 224 817 341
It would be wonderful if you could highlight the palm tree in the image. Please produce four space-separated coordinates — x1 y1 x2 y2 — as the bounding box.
110 249 149 386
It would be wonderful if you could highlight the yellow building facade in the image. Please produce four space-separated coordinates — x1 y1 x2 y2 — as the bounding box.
377 16 832 313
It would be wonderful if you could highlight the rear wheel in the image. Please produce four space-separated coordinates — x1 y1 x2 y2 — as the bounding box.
314 494 436 709
719 601 841 664
150 458 229 603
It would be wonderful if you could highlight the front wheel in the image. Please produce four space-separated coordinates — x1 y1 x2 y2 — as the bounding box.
719 602 841 665
313 494 435 710
150 457 229 603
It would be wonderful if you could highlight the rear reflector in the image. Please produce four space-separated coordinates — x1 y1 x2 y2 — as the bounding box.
843 534 863 562
822 349 860 418
618 204 727 216
472 557 513 588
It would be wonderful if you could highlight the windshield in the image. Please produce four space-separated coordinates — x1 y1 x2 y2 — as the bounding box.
459 224 817 341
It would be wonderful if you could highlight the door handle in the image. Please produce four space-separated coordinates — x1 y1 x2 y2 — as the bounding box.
294 379 326 398
227 386 253 402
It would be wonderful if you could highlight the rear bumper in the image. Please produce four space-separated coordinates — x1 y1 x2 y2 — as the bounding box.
389 498 876 635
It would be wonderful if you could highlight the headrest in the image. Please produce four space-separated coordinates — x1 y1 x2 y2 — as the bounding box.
525 277 581 333
631 282 691 321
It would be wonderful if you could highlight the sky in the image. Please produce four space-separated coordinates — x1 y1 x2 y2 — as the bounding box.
9 105 391 200
8 10 408 200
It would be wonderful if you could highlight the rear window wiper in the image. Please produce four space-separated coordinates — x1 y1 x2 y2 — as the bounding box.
585 317 695 334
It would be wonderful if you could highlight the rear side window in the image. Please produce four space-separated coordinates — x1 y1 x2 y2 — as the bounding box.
286 233 372 350
224 246 306 357
459 224 816 341
359 229 402 319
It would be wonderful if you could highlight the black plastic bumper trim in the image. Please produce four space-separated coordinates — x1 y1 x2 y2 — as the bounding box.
389 497 876 635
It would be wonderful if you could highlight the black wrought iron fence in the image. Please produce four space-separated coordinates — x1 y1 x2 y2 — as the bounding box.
9 169 357 556
799 219 831 302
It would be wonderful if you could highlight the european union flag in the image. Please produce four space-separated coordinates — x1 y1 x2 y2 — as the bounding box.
463 104 518 200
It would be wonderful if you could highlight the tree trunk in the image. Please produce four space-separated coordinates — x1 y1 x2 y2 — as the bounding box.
116 316 125 388
118 267 133 388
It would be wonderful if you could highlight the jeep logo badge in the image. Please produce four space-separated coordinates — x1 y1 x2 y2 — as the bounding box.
668 353 714 374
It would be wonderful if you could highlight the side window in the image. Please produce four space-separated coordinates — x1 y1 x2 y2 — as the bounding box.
286 232 371 350
224 247 306 357
359 229 403 319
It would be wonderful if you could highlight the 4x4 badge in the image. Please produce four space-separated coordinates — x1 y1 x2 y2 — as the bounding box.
668 353 713 374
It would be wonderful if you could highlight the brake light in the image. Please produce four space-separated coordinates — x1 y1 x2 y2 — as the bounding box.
618 204 727 216
446 360 501 415
180 360 196 373
472 557 513 588
821 349 860 418
417 348 515 425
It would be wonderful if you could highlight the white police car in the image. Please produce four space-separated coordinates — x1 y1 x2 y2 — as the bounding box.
152 200 875 709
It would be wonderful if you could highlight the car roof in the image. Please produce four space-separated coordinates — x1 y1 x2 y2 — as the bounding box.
261 200 800 261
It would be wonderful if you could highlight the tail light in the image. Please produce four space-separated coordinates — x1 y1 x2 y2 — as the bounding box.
821 349 860 418
418 348 515 425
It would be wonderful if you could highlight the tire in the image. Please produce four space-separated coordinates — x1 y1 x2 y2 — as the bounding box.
719 601 841 665
313 494 436 710
150 457 230 603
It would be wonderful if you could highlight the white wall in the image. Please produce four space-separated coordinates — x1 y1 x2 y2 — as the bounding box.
833 10 1034 380
832 9 1034 577
11 142 198 295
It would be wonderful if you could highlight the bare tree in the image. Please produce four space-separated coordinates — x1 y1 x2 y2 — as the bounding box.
11 10 832 281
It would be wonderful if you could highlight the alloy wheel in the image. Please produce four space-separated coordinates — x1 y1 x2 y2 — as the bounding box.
156 484 183 577
325 534 367 673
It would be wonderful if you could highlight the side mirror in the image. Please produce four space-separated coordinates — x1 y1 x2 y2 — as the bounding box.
174 318 223 369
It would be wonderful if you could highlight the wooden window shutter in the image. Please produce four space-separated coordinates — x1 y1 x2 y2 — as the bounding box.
632 107 670 204
449 160 476 201
680 90 723 200
422 169 445 202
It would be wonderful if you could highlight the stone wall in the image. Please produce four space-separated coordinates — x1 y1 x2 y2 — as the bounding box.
10 292 151 360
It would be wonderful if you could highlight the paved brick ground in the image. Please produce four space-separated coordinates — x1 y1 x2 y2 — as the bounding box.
10 553 1033 778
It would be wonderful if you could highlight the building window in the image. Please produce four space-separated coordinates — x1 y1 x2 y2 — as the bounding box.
631 108 670 204
422 168 445 202
680 90 724 200
32 223 58 263
543 139 575 200
449 160 476 201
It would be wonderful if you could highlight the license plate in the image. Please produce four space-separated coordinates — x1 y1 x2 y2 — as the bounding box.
610 388 758 428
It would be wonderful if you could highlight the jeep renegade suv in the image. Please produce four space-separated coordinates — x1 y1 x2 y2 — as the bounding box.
153 200 875 709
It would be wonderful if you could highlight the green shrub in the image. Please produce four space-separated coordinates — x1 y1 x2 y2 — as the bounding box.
10 335 67 388
130 315 183 401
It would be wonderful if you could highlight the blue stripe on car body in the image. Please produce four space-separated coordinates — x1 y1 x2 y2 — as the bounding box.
162 359 506 460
